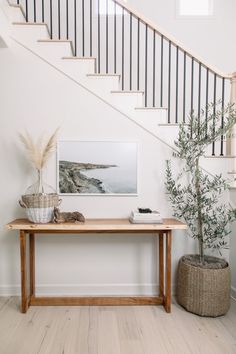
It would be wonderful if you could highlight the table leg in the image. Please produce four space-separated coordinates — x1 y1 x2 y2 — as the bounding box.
164 230 172 313
20 230 28 313
29 233 35 298
159 232 164 298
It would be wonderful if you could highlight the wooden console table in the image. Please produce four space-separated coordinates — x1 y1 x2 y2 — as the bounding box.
6 218 186 314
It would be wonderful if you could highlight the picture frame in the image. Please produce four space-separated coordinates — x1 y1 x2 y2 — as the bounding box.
57 140 138 196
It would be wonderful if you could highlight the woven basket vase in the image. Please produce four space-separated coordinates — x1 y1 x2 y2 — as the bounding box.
177 256 231 317
20 194 60 224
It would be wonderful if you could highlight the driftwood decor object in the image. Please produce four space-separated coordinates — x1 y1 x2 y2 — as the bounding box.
53 207 85 223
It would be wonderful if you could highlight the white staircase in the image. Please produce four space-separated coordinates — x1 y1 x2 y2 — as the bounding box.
1 0 236 162
4 4 168 142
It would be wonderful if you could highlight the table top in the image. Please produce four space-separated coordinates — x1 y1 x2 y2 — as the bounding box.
6 218 187 232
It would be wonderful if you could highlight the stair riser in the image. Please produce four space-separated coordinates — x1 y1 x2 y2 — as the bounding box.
109 93 144 113
12 25 49 43
86 76 120 94
2 4 25 22
57 60 96 78
134 110 168 128
131 111 168 137
33 42 72 60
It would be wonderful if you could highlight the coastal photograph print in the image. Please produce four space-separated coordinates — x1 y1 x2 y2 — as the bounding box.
57 141 138 195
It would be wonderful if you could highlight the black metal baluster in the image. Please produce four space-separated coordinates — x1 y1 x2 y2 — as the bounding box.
106 0 108 73
66 0 69 40
168 41 171 123
58 0 61 40
153 30 156 107
90 0 92 56
33 0 36 22
183 52 186 122
205 68 209 136
212 73 217 156
25 0 28 22
198 63 202 127
42 0 44 22
114 2 117 73
221 78 225 156
175 46 179 123
122 7 124 90
191 57 194 114
74 0 77 56
49 0 52 38
145 24 148 107
137 18 140 91
160 35 163 107
82 0 85 56
98 0 100 72
130 13 132 91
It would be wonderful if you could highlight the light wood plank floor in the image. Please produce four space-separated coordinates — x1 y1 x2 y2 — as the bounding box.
0 297 236 354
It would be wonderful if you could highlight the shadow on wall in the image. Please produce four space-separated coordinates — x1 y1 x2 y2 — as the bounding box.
0 35 7 47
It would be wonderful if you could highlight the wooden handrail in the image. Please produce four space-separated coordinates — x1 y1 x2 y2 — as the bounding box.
113 0 233 79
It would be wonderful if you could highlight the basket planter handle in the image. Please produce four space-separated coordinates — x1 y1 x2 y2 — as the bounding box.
19 200 27 209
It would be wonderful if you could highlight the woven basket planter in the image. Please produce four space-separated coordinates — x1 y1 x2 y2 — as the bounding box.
20 194 61 224
177 255 231 317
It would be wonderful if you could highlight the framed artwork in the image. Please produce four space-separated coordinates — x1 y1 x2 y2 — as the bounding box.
57 141 138 195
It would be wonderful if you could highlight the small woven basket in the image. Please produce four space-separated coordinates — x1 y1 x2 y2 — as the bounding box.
19 194 61 224
177 256 231 317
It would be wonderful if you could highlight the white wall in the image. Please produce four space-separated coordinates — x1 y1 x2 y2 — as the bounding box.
0 0 234 298
128 0 236 73
229 189 236 299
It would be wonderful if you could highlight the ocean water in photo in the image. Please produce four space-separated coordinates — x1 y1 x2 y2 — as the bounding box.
81 166 137 194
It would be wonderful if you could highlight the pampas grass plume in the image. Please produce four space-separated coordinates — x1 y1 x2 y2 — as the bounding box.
19 128 59 170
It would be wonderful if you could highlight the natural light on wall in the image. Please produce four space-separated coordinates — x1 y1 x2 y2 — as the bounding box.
178 0 213 16
98 0 127 15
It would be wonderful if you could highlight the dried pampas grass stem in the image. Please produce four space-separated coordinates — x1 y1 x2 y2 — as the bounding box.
19 128 59 170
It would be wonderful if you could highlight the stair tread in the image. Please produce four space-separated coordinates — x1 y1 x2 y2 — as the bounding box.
87 73 120 76
205 156 235 159
38 39 72 43
62 56 96 60
111 90 144 94
135 107 168 110
159 123 187 126
13 22 47 26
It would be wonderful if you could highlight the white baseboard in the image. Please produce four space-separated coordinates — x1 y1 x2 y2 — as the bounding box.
0 283 176 297
231 286 236 301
